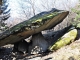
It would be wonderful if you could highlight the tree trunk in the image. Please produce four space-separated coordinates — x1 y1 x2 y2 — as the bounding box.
0 0 2 5
0 0 2 14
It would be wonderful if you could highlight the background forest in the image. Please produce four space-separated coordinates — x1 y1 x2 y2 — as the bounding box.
0 0 79 32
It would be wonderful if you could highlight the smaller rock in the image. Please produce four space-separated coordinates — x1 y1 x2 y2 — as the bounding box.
28 32 49 54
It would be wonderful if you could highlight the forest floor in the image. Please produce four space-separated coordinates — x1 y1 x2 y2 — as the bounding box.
0 29 80 60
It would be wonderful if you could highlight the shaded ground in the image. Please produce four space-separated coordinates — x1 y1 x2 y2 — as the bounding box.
0 45 14 60
0 29 80 60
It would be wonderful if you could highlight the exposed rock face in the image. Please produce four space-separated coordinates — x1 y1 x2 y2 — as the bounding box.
28 32 49 54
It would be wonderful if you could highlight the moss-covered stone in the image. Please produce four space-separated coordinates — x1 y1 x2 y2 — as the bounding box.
49 29 77 51
0 8 69 46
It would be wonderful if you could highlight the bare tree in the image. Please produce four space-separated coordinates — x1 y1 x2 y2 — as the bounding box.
16 0 36 20
0 0 10 32
0 0 2 5
40 0 49 10
27 0 36 16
